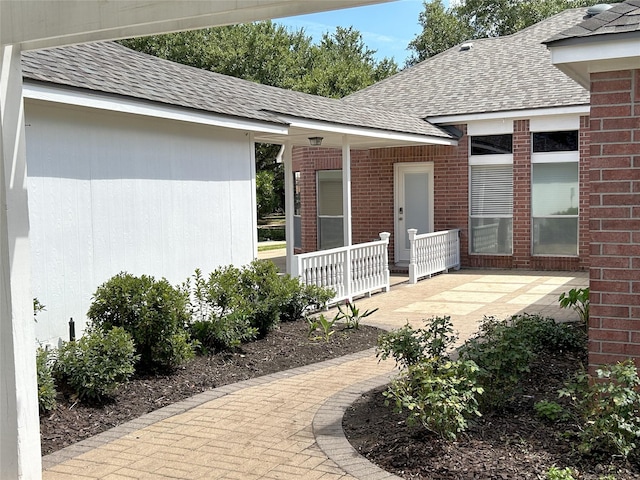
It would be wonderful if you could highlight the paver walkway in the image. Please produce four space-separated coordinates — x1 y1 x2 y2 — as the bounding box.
42 269 588 480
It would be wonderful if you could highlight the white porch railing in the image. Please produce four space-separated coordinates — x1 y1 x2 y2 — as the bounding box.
408 229 460 284
472 222 500 253
293 232 390 304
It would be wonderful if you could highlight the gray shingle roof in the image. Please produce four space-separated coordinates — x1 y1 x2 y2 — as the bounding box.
545 0 640 44
21 42 452 140
344 8 590 119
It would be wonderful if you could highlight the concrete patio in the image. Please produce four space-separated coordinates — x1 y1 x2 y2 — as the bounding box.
42 265 588 480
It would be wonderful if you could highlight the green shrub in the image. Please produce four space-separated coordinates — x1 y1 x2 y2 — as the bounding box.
559 360 640 459
55 327 138 401
87 272 194 371
509 313 586 354
377 316 457 369
189 312 258 353
278 276 334 323
457 314 584 411
384 358 483 441
458 316 536 410
237 260 283 337
36 347 57 412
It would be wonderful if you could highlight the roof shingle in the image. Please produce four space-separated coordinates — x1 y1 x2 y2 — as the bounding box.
344 8 590 118
21 42 452 140
544 0 640 44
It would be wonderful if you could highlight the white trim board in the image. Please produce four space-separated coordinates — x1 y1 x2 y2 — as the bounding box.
23 81 288 135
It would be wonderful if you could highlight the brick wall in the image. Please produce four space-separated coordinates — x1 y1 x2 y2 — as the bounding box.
588 69 640 369
293 117 590 271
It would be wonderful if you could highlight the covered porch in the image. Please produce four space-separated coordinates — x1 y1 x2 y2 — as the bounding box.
255 118 458 302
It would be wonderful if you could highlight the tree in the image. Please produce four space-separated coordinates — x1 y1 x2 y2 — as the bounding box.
407 0 473 65
120 22 397 97
407 0 596 65
301 27 399 98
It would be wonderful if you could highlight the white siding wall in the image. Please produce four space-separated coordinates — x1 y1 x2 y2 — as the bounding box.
25 101 256 345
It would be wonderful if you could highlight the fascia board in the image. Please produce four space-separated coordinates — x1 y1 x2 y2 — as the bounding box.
276 115 458 146
23 81 289 135
427 105 590 125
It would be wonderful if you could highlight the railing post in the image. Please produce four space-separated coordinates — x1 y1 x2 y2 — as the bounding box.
379 232 390 292
454 229 461 270
344 248 352 301
408 228 417 284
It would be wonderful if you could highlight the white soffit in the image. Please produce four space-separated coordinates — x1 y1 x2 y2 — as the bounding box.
429 105 590 126
23 82 288 135
548 37 640 88
2 0 393 51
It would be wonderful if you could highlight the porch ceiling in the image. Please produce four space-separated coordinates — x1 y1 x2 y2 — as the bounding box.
2 0 393 51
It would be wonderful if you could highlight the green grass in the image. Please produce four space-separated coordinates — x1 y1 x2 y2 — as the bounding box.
258 243 286 252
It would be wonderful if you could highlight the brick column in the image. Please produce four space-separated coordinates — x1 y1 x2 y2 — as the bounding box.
578 115 591 270
512 119 531 268
588 69 640 369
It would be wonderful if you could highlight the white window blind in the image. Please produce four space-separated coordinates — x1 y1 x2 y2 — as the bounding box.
470 165 513 216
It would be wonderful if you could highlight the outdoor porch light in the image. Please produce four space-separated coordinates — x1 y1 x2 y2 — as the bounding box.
308 136 323 146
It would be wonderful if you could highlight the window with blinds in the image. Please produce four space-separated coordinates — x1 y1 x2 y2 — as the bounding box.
469 161 513 255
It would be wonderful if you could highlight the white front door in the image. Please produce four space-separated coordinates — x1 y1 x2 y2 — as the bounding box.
394 163 434 264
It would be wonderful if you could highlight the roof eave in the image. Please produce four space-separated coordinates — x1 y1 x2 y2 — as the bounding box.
260 114 458 149
23 79 289 135
427 105 591 125
546 34 640 88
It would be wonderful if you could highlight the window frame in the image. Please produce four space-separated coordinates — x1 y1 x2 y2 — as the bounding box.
530 131 580 257
468 135 514 256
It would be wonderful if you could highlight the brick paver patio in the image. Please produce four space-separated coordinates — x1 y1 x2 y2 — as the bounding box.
42 268 588 480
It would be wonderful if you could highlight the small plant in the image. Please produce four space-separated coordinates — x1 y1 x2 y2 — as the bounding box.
546 466 577 480
307 314 337 342
559 287 589 324
534 400 568 422
377 316 457 369
36 346 57 412
383 358 483 440
336 301 378 329
559 359 640 459
33 298 45 321
54 327 138 401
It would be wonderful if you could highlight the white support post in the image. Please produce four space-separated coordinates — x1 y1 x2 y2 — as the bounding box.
0 44 42 480
380 232 390 292
408 228 417 284
342 137 352 300
282 142 294 275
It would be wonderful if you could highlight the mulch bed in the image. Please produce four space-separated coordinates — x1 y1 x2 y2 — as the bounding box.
343 352 640 480
40 321 381 455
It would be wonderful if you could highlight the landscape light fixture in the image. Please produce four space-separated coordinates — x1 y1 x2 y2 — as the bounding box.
308 136 323 146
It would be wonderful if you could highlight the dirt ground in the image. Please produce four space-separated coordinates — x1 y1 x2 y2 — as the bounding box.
40 321 381 455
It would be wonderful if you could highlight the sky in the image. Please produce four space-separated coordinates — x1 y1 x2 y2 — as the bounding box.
275 0 425 66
